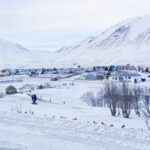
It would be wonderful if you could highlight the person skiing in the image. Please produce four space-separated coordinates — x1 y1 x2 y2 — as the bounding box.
32 94 37 104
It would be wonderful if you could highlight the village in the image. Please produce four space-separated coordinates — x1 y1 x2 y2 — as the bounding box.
0 64 149 84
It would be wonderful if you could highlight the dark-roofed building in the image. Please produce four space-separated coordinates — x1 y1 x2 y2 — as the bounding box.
6 86 17 94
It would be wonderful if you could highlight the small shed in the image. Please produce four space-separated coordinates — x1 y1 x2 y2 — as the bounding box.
6 86 17 94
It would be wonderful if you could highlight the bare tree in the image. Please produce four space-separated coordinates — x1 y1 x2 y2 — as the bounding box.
82 90 105 107
103 82 119 116
119 82 134 118
142 88 150 130
132 86 142 116
143 94 150 116
143 111 150 131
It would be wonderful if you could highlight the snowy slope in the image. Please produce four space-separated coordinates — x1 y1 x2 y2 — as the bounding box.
0 77 150 150
0 39 56 68
53 15 150 67
0 75 149 150
0 39 37 68
0 72 149 150
1 15 150 68
0 111 149 150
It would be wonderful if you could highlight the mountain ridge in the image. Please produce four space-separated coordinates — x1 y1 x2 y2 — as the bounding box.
52 15 150 67
1 15 150 68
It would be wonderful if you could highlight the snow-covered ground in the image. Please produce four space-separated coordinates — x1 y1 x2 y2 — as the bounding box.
0 75 150 150
0 110 149 150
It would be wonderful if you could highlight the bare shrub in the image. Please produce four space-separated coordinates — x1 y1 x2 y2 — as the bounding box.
95 91 105 107
143 94 150 116
82 91 104 107
81 92 96 106
37 84 45 89
69 82 75 86
44 82 51 88
62 83 67 86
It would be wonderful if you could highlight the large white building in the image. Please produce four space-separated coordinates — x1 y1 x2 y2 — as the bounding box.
109 73 142 83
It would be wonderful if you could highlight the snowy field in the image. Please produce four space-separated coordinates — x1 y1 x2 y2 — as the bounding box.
0 75 150 150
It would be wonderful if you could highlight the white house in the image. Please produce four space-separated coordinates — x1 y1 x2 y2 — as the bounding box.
109 73 142 83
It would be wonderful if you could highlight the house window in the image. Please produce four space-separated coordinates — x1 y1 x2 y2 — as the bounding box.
115 77 117 80
128 76 131 79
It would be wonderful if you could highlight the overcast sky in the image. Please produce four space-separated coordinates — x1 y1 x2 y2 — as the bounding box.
1 0 150 51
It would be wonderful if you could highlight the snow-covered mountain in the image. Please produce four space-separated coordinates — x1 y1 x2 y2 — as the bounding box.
1 15 150 68
53 15 150 67
0 39 56 68
0 39 36 68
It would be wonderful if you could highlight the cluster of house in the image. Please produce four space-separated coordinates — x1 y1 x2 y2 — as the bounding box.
80 71 143 83
79 64 148 83
0 64 149 83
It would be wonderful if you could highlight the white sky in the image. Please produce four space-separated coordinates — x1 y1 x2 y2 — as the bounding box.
0 0 150 51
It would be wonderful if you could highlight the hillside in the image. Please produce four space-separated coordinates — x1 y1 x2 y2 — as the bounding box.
53 15 150 67
0 39 55 68
0 39 36 68
1 15 150 68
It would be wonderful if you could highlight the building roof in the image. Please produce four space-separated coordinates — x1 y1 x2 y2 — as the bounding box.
6 85 17 90
112 73 141 77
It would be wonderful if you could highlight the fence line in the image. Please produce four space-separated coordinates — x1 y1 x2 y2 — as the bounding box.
0 79 23 84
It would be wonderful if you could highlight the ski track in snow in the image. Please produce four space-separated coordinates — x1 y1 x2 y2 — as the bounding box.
0 111 149 150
